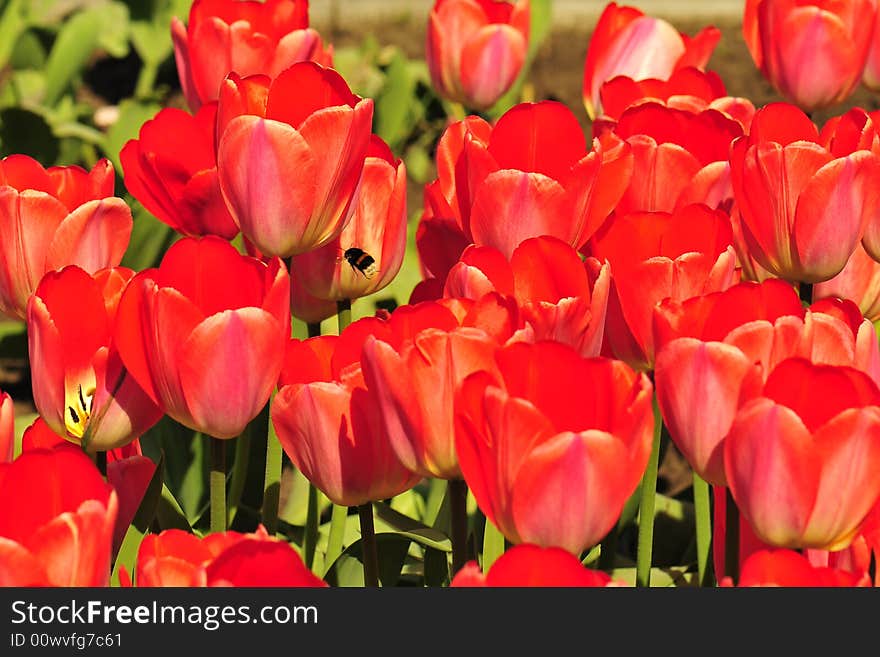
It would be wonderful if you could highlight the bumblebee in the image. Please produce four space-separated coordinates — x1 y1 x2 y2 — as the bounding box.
343 247 378 279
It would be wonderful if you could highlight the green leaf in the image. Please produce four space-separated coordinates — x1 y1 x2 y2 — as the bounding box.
42 8 103 106
9 28 48 70
96 2 131 59
375 49 416 150
120 198 175 271
0 0 27 71
155 482 192 532
423 547 450 587
110 452 165 586
609 566 699 588
323 533 412 588
373 501 452 553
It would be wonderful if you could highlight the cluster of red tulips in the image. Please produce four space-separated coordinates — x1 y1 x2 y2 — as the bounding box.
3 0 880 589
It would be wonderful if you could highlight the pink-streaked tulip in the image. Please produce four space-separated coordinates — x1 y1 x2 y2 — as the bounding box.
0 156 132 320
271 332 421 507
863 9 880 92
426 0 530 111
654 280 880 486
27 266 162 452
360 311 501 480
451 544 616 587
114 237 290 439
0 445 117 586
604 103 744 214
0 391 11 463
120 103 238 240
814 244 880 322
171 0 333 111
216 63 373 257
588 203 738 371
420 101 633 263
730 103 880 284
128 526 326 587
290 137 407 301
443 236 611 357
582 2 720 119
596 67 756 131
720 549 870 587
725 358 880 551
455 341 653 555
743 0 877 113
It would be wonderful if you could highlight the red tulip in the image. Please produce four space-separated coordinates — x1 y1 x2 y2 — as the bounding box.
582 2 720 119
725 358 880 550
814 243 880 322
596 67 755 131
216 63 373 257
0 445 117 586
721 549 870 587
743 0 877 112
0 391 11 463
451 544 616 587
27 266 162 451
426 0 530 110
588 203 738 371
271 331 421 507
114 237 290 439
360 304 500 480
130 526 326 587
421 101 633 262
605 103 744 214
654 281 880 485
443 236 610 357
290 276 338 325
863 9 880 92
0 156 132 320
120 103 238 240
455 341 654 555
730 103 880 284
171 0 332 111
289 137 407 301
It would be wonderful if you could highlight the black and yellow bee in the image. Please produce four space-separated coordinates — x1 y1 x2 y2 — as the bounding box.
342 247 378 279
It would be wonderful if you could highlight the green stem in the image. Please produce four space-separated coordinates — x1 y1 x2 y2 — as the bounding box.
449 478 469 576
725 488 740 585
304 484 319 570
135 60 160 99
210 438 227 534
337 299 352 334
325 504 349 572
481 518 506 571
358 503 379 587
636 395 664 587
260 400 281 535
692 472 712 587
226 429 251 527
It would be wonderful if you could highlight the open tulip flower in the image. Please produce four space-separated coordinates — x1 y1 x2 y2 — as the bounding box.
725 358 880 551
172 0 332 111
455 341 653 555
721 549 871 587
27 266 162 452
120 103 238 240
654 280 880 486
0 156 132 320
420 100 633 265
443 236 611 357
126 526 326 587
730 103 880 284
426 0 530 111
588 203 738 371
114 236 290 439
271 331 421 508
216 62 373 257
289 136 407 302
743 0 877 113
603 102 745 214
0 444 117 586
582 2 720 120
451 544 617 587
596 67 756 131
